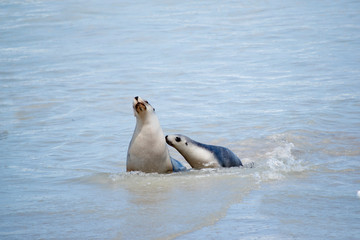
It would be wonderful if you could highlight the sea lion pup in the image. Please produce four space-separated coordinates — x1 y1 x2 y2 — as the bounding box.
165 134 243 169
127 96 186 173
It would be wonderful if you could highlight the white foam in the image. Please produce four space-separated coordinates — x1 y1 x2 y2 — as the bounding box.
262 141 306 181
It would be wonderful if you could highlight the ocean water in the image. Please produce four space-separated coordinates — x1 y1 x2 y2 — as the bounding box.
1 0 360 239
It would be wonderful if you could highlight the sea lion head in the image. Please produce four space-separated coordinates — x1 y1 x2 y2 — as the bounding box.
132 96 156 118
165 134 189 149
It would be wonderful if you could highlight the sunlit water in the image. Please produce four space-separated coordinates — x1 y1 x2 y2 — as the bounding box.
1 0 360 239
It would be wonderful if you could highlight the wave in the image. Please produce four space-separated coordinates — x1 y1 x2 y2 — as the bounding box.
66 131 312 239
75 131 312 188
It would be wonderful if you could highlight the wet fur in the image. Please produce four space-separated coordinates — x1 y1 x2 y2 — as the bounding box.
127 97 186 173
166 134 243 169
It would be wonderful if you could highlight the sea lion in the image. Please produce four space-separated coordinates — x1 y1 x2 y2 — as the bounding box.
126 96 186 173
165 134 243 169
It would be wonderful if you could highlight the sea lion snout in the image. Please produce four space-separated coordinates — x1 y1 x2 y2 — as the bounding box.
133 96 147 113
135 102 146 113
165 135 174 146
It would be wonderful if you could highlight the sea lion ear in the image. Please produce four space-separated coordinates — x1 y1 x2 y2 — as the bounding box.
144 101 155 111
185 142 188 146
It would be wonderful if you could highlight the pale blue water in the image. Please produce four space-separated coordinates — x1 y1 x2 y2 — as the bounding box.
1 0 360 239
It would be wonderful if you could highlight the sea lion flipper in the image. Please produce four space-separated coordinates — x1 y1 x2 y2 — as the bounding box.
170 157 187 172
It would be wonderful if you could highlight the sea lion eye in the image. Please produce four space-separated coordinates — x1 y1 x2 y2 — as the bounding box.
175 137 181 142
145 101 149 104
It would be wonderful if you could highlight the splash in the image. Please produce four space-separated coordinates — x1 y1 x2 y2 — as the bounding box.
261 136 307 181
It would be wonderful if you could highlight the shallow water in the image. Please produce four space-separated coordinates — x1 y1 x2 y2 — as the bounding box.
1 0 360 239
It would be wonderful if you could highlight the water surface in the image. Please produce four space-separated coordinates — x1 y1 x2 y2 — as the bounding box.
1 0 360 239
